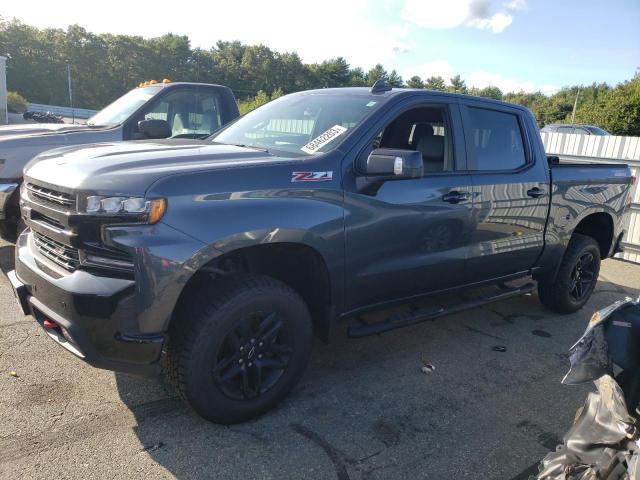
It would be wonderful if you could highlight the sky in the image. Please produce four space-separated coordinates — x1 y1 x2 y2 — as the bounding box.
1 0 639 94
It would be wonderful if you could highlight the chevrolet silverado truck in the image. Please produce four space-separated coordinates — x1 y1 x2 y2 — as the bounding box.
0 81 239 239
8 81 633 423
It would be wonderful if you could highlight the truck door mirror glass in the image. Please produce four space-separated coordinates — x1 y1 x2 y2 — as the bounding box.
138 119 171 139
356 148 423 194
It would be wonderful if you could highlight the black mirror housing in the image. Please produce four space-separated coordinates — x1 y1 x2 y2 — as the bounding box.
138 119 172 139
356 148 423 194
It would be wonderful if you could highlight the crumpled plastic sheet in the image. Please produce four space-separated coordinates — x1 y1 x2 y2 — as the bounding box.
563 297 637 386
537 375 639 479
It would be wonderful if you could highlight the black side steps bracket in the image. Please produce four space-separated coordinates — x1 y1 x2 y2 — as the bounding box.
347 282 536 338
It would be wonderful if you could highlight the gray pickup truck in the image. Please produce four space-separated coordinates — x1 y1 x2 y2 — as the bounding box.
0 82 239 238
9 81 633 423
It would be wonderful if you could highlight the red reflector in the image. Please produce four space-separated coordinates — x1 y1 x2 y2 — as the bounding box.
43 319 59 329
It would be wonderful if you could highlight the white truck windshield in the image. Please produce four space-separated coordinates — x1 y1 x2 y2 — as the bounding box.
88 86 162 126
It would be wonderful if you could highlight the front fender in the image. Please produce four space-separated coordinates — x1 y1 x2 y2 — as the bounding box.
142 158 346 330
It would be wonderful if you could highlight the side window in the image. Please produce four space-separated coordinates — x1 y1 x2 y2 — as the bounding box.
141 90 222 137
144 100 169 121
370 106 453 174
466 107 526 171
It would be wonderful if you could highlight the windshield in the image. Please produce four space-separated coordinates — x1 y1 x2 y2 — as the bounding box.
210 92 383 157
88 86 162 126
586 126 610 135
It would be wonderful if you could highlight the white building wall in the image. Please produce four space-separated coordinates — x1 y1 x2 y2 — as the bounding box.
0 56 6 124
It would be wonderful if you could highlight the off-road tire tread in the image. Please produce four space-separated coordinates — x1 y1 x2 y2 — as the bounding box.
164 273 310 419
537 233 601 313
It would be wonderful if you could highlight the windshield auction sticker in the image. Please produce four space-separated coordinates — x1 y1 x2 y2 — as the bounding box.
301 125 348 154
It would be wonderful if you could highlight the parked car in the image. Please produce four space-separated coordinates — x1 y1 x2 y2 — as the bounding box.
0 81 239 239
541 123 611 135
9 81 633 423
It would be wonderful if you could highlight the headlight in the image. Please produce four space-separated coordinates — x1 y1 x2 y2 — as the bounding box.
85 196 166 224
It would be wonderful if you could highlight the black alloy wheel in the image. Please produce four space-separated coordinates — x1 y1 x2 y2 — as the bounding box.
569 252 597 301
166 273 313 424
213 311 293 400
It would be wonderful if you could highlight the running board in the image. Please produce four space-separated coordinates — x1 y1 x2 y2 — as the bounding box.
347 282 536 338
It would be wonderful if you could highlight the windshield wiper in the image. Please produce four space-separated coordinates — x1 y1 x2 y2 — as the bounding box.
224 143 270 153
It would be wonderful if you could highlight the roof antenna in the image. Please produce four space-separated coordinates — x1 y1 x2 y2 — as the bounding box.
370 79 392 94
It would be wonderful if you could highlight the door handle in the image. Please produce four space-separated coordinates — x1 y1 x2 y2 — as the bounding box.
442 191 470 204
527 187 546 198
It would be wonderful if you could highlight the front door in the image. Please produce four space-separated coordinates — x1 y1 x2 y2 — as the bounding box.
343 102 475 311
460 102 550 282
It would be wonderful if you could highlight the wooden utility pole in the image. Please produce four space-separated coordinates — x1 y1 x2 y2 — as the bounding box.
570 86 581 124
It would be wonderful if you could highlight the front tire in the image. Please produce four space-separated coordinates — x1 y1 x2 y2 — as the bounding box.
538 233 601 313
166 273 313 424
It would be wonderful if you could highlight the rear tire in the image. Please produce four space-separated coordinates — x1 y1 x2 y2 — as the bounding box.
538 234 601 313
166 273 313 424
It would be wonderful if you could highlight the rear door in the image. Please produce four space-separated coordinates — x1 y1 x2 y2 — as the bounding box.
461 102 550 282
343 99 475 310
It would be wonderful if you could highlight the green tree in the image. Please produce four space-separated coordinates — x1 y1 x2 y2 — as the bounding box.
312 57 351 88
366 64 388 85
238 90 270 115
349 67 367 87
7 91 27 112
406 75 424 89
478 86 503 100
424 76 447 91
448 75 468 94
575 75 640 135
388 69 404 88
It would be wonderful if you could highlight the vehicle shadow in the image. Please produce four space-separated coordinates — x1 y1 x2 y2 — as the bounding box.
113 274 639 480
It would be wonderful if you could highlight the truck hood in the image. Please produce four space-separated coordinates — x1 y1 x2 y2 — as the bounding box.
24 139 288 194
0 122 104 138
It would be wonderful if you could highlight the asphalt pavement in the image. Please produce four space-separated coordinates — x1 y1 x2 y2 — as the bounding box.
1 236 639 480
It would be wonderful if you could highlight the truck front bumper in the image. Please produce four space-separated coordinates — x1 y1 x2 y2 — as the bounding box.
9 231 164 376
0 181 19 220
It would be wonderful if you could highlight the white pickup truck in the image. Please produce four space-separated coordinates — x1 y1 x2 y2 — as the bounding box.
0 81 239 238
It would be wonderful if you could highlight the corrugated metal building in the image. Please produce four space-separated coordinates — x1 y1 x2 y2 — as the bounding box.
0 56 6 124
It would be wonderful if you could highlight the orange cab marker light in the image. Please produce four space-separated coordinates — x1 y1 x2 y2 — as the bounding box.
149 79 157 85
148 199 167 225
162 78 172 84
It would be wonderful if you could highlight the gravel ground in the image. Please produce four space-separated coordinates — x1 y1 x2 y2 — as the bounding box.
1 236 638 480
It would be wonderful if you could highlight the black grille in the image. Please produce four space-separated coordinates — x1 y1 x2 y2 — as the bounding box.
33 231 80 272
26 183 75 210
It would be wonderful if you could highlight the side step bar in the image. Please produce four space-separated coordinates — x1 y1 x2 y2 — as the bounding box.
347 282 536 338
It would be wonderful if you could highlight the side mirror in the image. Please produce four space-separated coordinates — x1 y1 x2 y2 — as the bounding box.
356 148 423 194
138 119 172 139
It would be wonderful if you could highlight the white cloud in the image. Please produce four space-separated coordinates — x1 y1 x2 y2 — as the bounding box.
402 0 523 33
467 70 550 92
467 12 513 33
403 60 455 82
505 0 527 11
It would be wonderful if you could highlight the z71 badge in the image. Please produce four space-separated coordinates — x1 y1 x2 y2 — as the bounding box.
291 171 334 182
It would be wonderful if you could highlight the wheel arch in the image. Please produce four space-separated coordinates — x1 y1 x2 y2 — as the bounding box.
170 242 337 343
571 211 615 258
